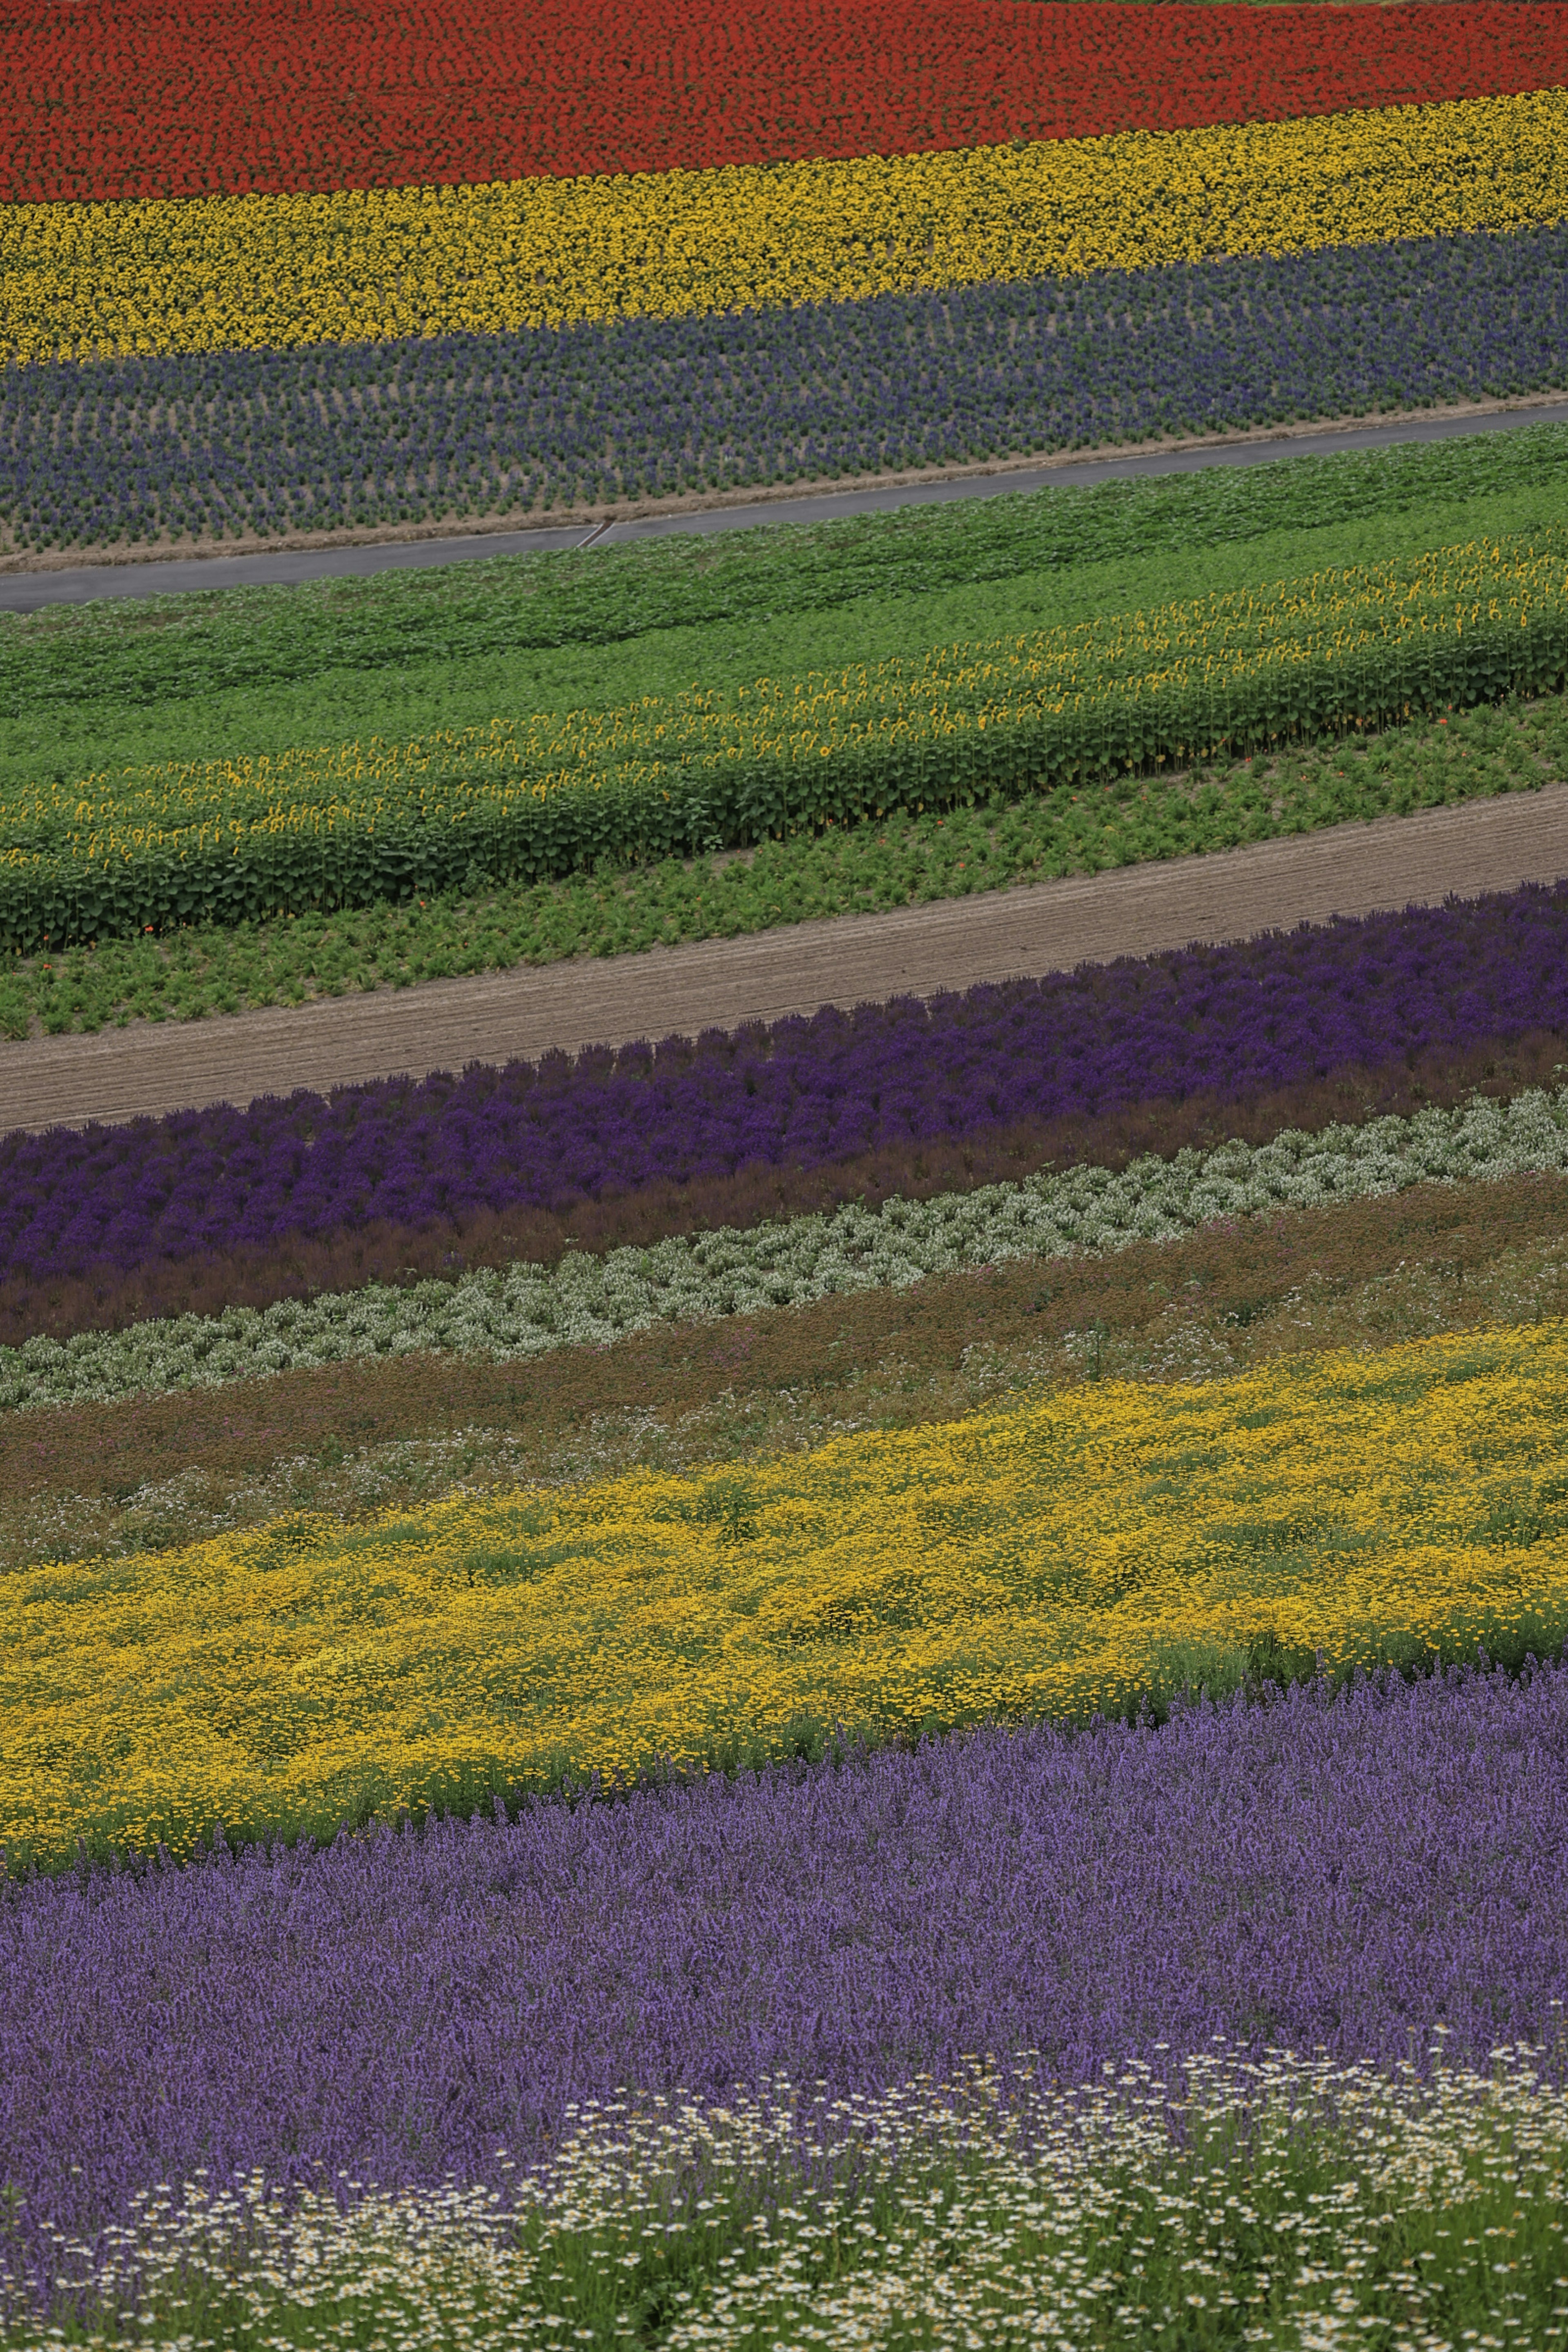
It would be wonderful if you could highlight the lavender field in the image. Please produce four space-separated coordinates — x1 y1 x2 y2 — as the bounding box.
2 1666 1563 2303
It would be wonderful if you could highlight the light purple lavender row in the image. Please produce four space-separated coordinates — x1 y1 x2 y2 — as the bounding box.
2 1666 1563 2292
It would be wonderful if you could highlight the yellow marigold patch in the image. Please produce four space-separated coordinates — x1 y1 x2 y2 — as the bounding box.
5 1323 1566 1865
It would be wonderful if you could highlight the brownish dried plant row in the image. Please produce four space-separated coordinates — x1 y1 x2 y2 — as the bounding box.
9 1169 1568 1580
8 1028 1566 1352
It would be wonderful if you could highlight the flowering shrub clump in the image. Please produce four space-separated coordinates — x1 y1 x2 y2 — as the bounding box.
8 89 1568 367
5 0 1562 205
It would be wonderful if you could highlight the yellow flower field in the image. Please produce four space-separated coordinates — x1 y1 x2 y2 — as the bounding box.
5 1325 1566 1866
4 85 1567 363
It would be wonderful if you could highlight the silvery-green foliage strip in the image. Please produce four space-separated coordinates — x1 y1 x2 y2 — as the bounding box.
5 1088 1566 1414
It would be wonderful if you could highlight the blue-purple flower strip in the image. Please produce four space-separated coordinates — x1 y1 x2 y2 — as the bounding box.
3 224 1566 550
2 1666 1564 2291
4 877 1568 1287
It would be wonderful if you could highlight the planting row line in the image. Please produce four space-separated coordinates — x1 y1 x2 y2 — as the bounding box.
8 1320 1566 1864
9 2055 1565 2349
8 90 1565 366
9 528 1565 949
1 1666 1565 2300
7 879 1567 1293
13 423 1568 725
7 1088 1566 1411
8 223 1563 557
7 0 1562 203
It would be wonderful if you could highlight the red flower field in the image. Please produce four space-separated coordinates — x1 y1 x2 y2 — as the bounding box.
4 0 1566 204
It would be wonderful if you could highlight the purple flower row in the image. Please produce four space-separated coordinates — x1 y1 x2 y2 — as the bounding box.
5 878 1568 1287
2 1665 1563 2291
3 223 1565 547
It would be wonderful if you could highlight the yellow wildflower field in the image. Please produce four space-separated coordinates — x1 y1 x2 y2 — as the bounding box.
4 1325 1566 1866
4 86 1567 363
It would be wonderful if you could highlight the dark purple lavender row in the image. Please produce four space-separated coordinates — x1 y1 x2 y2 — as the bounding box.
2 1666 1563 2291
6 880 1568 1294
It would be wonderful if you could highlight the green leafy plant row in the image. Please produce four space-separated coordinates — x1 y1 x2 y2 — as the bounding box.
9 421 1568 727
2 686 1560 1042
19 476 1568 811
4 530 1566 955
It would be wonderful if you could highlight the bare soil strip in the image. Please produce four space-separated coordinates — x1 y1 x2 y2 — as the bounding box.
4 786 1568 1138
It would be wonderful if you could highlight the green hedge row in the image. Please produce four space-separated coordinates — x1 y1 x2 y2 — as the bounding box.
4 600 1566 956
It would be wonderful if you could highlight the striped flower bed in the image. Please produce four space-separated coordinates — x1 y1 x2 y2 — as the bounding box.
8 1085 1567 1412
5 880 1567 1310
7 3 1568 553
11 13 1568 2341
9 1319 1568 1861
9 227 1567 551
12 88 1568 364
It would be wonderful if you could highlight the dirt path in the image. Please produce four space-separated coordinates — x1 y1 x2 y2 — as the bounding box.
5 786 1568 1136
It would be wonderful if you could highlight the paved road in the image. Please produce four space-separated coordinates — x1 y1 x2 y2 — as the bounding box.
5 397 1568 614
6 786 1568 1135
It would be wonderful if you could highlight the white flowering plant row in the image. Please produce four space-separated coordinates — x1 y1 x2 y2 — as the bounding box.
6 1086 1568 1415
13 2047 1568 2352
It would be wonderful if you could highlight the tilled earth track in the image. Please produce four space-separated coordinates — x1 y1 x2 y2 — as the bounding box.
4 783 1568 1137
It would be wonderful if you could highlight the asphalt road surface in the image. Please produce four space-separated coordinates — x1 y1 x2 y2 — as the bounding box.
5 396 1568 615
